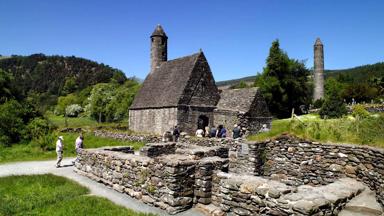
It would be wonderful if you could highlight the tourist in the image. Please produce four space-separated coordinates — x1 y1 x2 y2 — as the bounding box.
259 124 269 132
195 128 204 137
56 136 64 168
173 125 180 142
233 124 241 139
220 126 227 138
217 125 223 137
240 127 247 137
204 126 210 137
73 134 84 165
210 125 217 138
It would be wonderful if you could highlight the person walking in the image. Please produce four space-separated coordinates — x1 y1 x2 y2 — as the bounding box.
73 134 84 165
56 136 64 168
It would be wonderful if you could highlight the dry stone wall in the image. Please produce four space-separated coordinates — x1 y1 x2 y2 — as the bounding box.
232 135 384 206
75 143 229 214
212 172 367 215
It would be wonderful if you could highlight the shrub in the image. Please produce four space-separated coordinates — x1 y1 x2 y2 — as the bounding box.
313 98 324 109
319 95 347 119
352 104 369 120
25 117 52 140
65 104 83 117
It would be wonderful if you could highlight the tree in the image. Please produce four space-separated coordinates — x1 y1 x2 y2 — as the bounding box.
255 40 311 118
0 69 14 103
87 79 140 122
88 83 115 122
319 91 347 119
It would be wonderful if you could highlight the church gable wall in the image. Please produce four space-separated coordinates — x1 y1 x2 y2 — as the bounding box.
179 54 220 107
177 105 215 135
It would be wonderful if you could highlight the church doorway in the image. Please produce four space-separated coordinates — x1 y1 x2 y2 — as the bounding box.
197 115 209 130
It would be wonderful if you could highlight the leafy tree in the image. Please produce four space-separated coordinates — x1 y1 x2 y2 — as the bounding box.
65 104 83 117
0 69 14 103
0 100 40 146
88 83 115 122
255 40 311 118
87 80 140 122
55 94 80 116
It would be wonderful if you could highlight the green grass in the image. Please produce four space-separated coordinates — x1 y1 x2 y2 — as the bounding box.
248 113 384 148
0 132 145 164
46 113 128 130
0 174 154 216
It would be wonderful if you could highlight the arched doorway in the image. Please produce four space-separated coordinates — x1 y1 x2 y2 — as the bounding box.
197 115 209 130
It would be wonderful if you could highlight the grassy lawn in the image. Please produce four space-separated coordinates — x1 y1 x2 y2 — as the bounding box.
0 174 154 216
46 113 128 130
0 132 145 164
248 113 384 148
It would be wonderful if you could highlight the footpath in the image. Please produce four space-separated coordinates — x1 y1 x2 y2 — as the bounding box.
0 159 204 216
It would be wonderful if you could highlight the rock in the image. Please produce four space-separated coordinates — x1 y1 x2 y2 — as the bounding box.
345 165 357 175
329 164 343 172
339 188 383 216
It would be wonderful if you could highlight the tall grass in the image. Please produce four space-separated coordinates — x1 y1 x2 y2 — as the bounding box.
0 174 154 216
249 114 384 148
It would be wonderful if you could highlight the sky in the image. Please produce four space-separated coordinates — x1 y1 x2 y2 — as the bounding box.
0 0 383 81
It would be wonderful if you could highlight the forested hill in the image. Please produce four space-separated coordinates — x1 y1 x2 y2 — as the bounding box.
0 54 126 97
216 62 384 87
325 62 384 83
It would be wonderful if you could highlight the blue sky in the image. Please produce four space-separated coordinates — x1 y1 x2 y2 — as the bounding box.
1 0 383 81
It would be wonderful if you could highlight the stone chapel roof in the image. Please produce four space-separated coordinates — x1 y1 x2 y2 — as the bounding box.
216 87 260 113
130 52 202 109
151 24 167 38
315 38 323 46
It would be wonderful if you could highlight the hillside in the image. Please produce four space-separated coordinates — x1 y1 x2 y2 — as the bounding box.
216 62 384 87
0 54 126 97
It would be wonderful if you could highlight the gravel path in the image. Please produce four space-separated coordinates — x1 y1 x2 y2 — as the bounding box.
0 159 204 216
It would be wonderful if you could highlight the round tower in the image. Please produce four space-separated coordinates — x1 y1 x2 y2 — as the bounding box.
150 24 168 73
313 38 324 101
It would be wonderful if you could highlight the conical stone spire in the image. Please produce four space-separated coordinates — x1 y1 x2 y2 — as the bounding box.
151 24 167 38
313 37 324 101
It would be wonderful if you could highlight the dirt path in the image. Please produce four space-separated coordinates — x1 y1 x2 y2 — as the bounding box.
0 159 204 216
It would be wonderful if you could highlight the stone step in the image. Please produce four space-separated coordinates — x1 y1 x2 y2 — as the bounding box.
338 188 383 216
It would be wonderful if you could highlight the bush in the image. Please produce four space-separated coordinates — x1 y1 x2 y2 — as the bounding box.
25 117 51 140
0 100 28 146
352 104 369 120
313 98 324 109
65 104 83 117
319 95 347 119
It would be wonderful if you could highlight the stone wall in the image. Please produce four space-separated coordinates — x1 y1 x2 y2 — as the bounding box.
129 107 178 135
212 172 367 215
214 110 272 137
177 105 215 135
75 143 229 214
232 135 384 206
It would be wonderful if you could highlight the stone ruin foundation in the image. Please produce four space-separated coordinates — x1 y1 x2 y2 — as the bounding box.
74 135 384 215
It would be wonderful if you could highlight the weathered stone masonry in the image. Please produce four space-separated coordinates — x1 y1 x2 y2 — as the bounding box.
75 142 229 214
76 134 383 215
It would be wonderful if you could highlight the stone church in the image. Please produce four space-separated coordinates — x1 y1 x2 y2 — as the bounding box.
129 25 271 135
